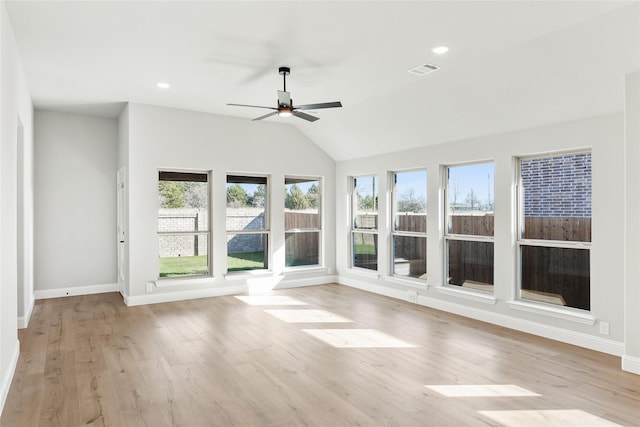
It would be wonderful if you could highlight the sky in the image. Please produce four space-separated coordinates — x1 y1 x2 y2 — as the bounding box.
448 162 494 207
228 166 494 207
228 179 319 196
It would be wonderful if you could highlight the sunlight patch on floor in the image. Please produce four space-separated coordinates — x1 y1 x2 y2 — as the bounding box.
264 309 352 323
235 295 309 306
478 409 623 427
425 384 540 397
303 329 418 348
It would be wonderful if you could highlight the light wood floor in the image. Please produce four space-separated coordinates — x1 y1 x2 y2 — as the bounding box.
2 284 639 426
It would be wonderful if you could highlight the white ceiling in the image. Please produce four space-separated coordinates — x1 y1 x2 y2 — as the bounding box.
5 1 640 161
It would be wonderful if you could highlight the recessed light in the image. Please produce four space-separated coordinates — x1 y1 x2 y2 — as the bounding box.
156 82 170 89
431 46 449 55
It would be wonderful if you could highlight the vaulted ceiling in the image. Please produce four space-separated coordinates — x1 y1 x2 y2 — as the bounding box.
5 1 640 161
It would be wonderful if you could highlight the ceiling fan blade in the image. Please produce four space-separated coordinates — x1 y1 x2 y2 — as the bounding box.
252 111 279 121
227 103 277 110
277 90 291 107
294 101 342 110
293 111 319 122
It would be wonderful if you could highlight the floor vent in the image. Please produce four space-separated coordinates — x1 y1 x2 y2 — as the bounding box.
408 62 440 76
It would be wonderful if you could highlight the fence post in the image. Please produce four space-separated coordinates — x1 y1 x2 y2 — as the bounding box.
194 212 199 256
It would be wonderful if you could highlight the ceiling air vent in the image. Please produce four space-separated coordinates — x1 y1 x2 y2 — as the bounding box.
408 62 440 76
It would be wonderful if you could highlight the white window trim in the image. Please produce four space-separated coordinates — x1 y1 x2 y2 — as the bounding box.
285 175 323 269
226 174 271 273
436 285 497 305
515 151 592 312
507 300 596 325
157 169 212 280
350 175 379 272
390 169 428 281
442 162 495 294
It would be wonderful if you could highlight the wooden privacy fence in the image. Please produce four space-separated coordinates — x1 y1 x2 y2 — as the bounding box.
285 211 320 264
285 211 320 229
392 213 591 310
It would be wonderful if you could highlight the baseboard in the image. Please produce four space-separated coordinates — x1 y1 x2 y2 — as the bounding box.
274 274 339 289
34 283 119 300
17 296 35 329
0 339 20 418
124 284 248 306
339 275 409 300
622 354 640 375
338 276 625 357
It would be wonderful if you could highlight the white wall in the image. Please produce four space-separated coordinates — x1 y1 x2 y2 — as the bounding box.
0 0 33 415
34 111 118 294
120 103 336 305
624 71 640 374
117 105 130 297
336 114 625 356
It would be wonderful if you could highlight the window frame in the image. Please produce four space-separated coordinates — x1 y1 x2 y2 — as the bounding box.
284 175 323 269
390 169 428 281
516 150 592 310
157 169 211 280
226 174 270 273
443 161 495 292
350 174 379 272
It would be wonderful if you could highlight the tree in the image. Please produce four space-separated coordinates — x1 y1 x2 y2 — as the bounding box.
226 184 248 208
451 177 462 209
285 184 309 210
358 194 377 211
398 189 425 213
465 188 480 210
159 181 185 208
306 183 319 208
184 182 208 209
248 185 265 208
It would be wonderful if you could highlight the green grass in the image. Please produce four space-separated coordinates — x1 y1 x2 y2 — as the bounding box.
285 258 318 268
160 252 315 276
354 244 377 255
227 251 267 271
159 255 208 277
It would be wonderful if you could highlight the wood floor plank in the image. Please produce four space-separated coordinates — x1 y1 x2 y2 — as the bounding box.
2 284 639 427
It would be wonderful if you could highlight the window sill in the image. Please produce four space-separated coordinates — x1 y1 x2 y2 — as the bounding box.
346 268 380 280
154 276 215 288
507 300 595 325
436 285 497 305
385 275 429 289
283 266 330 276
224 270 273 280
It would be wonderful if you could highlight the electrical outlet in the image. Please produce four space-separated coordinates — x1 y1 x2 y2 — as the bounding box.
146 282 153 293
407 290 418 303
599 321 610 336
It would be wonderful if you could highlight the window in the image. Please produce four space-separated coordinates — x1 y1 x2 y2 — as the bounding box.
517 152 591 310
158 171 210 278
285 177 321 267
444 162 495 292
226 175 269 272
391 170 427 280
351 175 378 271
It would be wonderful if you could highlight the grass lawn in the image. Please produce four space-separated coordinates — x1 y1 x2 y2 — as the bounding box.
160 252 315 275
227 251 266 271
159 255 208 277
354 244 376 255
285 258 317 267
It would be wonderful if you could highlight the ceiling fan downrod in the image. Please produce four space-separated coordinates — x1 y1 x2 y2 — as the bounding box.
279 66 290 92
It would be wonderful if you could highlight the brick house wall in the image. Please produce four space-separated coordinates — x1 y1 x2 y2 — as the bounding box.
521 152 591 217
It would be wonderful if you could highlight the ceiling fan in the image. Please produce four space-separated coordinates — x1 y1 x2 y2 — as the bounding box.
227 66 342 122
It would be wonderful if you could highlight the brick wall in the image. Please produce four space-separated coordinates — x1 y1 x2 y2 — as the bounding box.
158 208 208 257
226 208 266 254
521 153 591 217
